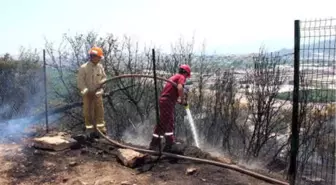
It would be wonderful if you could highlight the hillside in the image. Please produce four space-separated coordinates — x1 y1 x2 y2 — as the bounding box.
277 38 335 60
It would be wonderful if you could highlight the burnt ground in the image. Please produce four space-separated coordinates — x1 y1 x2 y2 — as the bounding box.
0 134 287 185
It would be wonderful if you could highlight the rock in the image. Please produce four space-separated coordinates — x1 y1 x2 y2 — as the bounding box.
68 179 87 185
62 178 69 183
69 161 77 167
94 180 115 185
120 181 135 185
185 167 198 175
201 178 206 182
97 150 104 155
44 162 56 168
116 148 146 168
57 132 68 136
32 135 77 151
80 148 89 154
33 150 42 155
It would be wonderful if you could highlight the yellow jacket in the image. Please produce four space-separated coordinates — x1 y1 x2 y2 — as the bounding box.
77 61 107 95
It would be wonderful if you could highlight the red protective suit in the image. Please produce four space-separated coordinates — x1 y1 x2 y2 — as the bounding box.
150 74 186 149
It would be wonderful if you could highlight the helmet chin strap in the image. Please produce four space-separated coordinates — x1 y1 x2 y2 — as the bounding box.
90 55 101 64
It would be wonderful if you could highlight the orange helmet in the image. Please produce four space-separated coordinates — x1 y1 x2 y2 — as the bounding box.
89 46 104 58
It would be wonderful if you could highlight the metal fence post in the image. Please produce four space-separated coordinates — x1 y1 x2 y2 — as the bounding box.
43 49 49 133
288 20 300 185
152 49 160 136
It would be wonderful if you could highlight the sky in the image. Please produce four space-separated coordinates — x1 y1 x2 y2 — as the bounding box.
1 0 336 56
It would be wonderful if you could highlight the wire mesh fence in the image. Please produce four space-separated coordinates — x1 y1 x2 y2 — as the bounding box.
291 18 336 185
0 50 51 143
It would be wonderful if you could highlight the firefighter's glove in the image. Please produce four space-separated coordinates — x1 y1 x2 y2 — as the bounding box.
98 79 107 89
81 88 88 96
95 88 104 97
177 97 187 106
177 97 182 104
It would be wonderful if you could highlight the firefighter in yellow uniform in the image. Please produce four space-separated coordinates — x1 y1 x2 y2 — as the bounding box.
77 46 107 136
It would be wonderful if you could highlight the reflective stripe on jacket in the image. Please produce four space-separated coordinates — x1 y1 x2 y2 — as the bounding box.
77 61 107 92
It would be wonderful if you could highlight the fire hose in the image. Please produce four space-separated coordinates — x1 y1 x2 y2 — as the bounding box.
96 74 289 185
97 129 288 185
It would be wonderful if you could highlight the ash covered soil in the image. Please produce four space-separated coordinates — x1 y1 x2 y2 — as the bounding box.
0 137 279 185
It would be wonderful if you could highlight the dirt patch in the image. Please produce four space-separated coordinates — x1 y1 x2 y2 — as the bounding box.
0 138 281 185
148 160 273 185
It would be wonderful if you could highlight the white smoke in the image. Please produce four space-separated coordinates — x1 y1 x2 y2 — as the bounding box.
0 114 62 140
0 105 11 116
121 120 154 147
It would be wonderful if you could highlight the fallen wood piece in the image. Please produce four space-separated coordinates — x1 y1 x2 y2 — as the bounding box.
116 148 147 168
32 135 77 151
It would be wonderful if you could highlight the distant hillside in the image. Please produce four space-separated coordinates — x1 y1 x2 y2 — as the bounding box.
276 39 335 60
207 38 335 69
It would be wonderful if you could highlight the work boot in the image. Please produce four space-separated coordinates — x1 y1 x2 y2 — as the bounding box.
85 127 102 140
163 144 172 152
90 131 100 139
148 137 161 151
163 136 174 152
97 127 107 135
163 141 174 152
163 139 182 154
84 129 95 142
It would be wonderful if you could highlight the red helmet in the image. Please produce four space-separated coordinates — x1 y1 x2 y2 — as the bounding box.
179 64 191 78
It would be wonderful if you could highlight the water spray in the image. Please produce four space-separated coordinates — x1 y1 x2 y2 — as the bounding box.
183 84 200 148
184 105 200 148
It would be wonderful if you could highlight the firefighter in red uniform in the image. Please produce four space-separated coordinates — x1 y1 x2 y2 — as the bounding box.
149 64 191 151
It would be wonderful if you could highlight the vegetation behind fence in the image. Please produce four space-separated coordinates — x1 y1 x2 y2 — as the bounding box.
291 18 335 185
